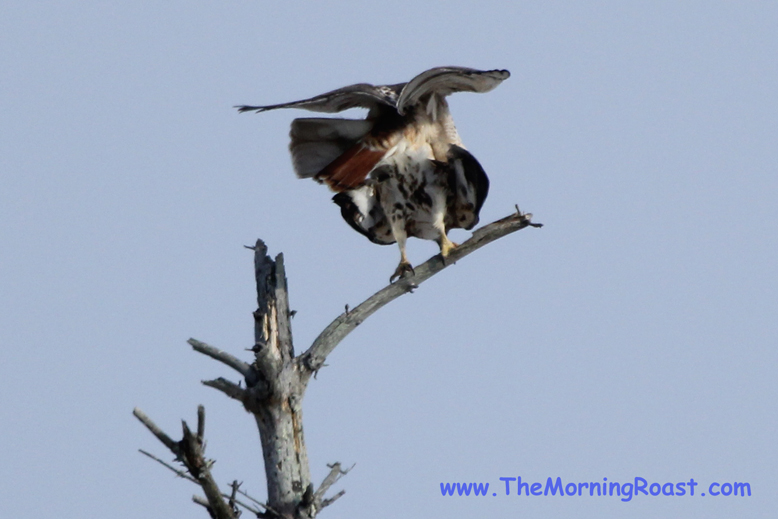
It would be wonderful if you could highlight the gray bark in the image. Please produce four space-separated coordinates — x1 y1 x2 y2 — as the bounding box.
249 242 311 516
135 209 540 518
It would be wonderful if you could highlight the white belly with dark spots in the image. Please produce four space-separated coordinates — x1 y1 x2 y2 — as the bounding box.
375 143 448 241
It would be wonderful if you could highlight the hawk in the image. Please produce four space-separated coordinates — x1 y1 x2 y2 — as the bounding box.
238 66 510 281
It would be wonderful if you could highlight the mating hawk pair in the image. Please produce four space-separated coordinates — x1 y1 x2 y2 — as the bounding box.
238 66 510 281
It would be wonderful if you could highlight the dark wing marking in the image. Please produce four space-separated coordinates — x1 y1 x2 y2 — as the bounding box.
236 83 403 114
289 118 374 179
396 67 510 114
446 145 490 231
333 186 395 245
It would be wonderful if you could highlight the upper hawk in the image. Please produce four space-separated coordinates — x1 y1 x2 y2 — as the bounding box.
238 66 510 281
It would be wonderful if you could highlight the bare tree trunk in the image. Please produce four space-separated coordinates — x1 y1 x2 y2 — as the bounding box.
250 244 311 516
134 209 541 518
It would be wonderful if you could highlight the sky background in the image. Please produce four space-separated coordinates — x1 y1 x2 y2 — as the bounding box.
2 2 776 518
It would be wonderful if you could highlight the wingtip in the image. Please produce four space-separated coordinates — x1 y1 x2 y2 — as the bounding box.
234 105 266 113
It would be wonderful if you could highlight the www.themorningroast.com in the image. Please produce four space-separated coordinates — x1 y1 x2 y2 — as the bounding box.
440 477 751 502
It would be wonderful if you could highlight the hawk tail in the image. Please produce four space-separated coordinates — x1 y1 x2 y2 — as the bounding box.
288 118 374 181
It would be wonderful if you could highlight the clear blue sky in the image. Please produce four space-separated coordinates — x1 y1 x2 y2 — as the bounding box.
1 2 776 518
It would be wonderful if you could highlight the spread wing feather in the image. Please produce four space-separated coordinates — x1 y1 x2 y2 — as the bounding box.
289 118 373 179
236 83 403 114
397 67 510 114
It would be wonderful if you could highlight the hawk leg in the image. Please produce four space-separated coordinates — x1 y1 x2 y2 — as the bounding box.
389 228 415 282
436 223 459 265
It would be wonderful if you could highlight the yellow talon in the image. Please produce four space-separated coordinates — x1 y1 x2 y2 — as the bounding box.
439 236 458 258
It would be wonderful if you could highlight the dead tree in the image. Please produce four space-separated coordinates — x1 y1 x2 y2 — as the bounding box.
134 208 541 518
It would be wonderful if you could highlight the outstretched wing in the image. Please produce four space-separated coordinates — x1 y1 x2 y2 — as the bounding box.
236 83 403 114
396 67 510 114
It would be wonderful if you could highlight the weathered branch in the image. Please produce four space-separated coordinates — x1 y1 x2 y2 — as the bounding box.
138 449 197 483
249 240 312 517
227 481 241 517
192 495 211 510
252 241 295 379
197 405 206 444
183 419 236 519
133 408 180 455
312 462 352 511
202 377 248 403
190 338 252 377
313 463 350 501
299 209 541 373
227 496 259 516
236 487 280 517
320 490 345 510
134 407 236 519
141 449 260 515
271 252 294 359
